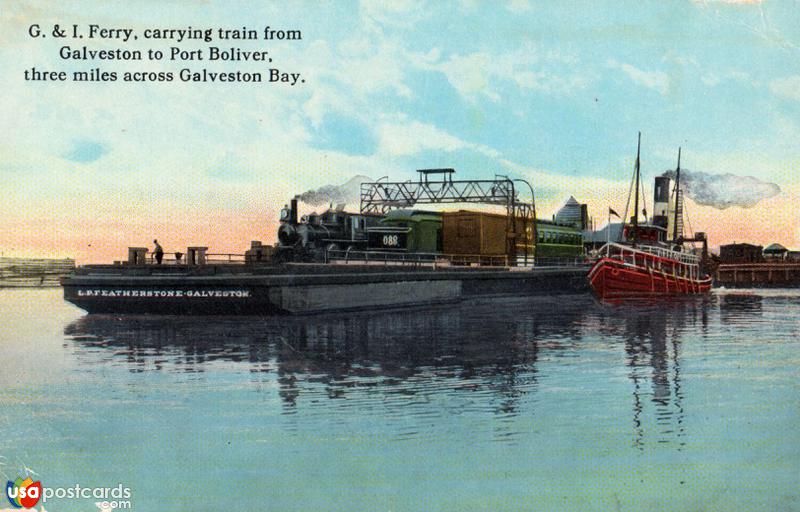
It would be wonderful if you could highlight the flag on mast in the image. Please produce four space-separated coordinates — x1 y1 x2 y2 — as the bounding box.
609 207 620 218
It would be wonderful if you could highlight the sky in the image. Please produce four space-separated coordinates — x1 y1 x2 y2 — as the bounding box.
1 0 799 262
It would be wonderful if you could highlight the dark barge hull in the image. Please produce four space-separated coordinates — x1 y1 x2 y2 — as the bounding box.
62 263 590 315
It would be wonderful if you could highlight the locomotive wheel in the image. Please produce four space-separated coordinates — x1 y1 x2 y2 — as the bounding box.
273 248 294 264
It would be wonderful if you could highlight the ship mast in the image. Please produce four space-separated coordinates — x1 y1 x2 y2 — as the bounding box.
672 147 682 243
632 132 641 247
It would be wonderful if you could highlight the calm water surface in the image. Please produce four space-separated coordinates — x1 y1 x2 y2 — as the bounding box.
0 289 798 511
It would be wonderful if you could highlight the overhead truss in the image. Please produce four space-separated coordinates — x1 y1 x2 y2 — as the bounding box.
360 169 537 264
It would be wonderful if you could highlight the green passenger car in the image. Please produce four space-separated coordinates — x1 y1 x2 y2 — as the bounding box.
535 220 584 261
367 210 443 253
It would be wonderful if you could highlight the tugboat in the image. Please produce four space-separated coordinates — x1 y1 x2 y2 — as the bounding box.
588 134 712 299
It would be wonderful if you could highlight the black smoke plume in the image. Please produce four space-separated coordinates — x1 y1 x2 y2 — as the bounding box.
661 169 780 209
294 175 372 206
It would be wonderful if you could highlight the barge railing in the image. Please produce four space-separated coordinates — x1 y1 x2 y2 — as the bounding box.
534 256 591 268
326 249 589 269
326 249 510 267
143 252 248 265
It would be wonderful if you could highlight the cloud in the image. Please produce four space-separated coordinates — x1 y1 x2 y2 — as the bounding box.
432 51 504 102
700 73 721 86
63 140 107 163
661 169 780 209
607 59 669 95
506 0 532 13
692 0 762 3
770 75 800 102
299 38 413 128
412 43 588 102
514 70 589 94
359 0 431 29
664 53 752 88
376 119 500 158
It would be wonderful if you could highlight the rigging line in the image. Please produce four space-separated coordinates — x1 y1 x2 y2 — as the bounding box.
639 166 649 222
670 180 678 241
683 197 695 240
621 156 636 230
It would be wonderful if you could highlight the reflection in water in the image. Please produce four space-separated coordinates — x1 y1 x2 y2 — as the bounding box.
719 293 763 324
617 300 694 450
66 295 724 448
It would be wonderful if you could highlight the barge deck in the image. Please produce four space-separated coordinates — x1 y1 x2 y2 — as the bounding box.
62 262 590 315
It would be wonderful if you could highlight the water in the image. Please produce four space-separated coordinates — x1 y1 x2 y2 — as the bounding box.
1 289 798 511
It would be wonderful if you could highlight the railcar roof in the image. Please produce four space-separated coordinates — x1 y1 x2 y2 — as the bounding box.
382 209 443 222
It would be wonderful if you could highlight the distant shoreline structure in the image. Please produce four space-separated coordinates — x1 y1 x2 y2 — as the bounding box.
0 257 76 288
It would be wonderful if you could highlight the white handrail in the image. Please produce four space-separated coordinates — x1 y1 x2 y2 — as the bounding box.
599 242 700 265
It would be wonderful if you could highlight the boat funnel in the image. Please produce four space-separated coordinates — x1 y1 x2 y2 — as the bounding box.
652 176 670 228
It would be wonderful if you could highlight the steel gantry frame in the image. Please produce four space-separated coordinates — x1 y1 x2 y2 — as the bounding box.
360 169 537 265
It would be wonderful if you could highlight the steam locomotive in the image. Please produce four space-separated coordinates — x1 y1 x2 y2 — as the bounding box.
274 198 383 262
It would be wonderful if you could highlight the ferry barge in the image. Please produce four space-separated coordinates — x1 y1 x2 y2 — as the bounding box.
62 253 589 315
63 168 591 315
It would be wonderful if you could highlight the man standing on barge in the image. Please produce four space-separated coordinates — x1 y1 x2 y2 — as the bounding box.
153 239 164 264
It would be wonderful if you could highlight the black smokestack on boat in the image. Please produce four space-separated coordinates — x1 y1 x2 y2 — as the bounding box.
290 198 298 225
653 176 671 228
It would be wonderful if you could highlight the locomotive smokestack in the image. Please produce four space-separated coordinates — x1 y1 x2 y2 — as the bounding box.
290 198 298 225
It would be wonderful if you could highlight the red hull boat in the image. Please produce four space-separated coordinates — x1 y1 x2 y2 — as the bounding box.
589 243 712 299
588 135 712 299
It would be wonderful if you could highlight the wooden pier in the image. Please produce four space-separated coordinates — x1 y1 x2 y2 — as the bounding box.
716 263 800 288
0 257 76 287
